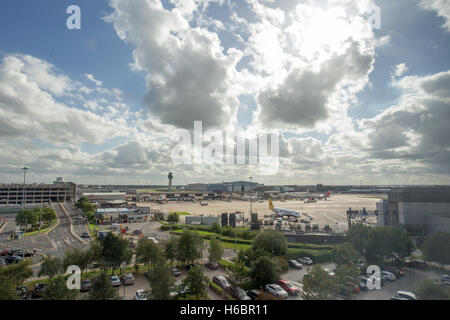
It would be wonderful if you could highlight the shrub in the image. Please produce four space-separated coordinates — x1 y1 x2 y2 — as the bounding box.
273 256 289 272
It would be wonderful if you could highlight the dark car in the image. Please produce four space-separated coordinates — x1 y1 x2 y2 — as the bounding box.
6 255 22 264
212 275 230 289
288 260 303 269
171 267 181 277
6 249 21 257
80 279 92 292
81 232 90 238
246 289 260 300
14 250 33 257
144 270 151 280
32 283 47 298
226 287 251 300
205 261 219 270
406 259 427 269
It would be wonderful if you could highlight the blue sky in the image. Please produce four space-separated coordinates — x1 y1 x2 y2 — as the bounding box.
0 0 449 185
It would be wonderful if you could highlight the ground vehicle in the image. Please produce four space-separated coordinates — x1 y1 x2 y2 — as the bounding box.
384 266 404 277
344 281 360 294
110 275 121 287
6 249 20 256
381 271 396 281
134 290 148 300
6 255 22 264
298 257 314 265
80 279 92 292
212 275 230 289
226 287 251 300
122 274 135 285
277 279 300 296
205 261 219 270
288 260 303 269
246 289 260 300
324 268 335 276
393 291 417 300
31 283 47 298
0 249 10 256
81 232 90 238
264 284 288 299
391 296 409 300
171 267 181 277
144 270 151 279
441 275 450 282
406 259 427 269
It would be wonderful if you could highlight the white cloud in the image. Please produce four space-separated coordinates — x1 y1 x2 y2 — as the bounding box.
419 0 450 32
85 73 103 87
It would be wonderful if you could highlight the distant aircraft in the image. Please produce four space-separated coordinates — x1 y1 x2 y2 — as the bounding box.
242 195 257 201
200 201 208 206
268 198 301 218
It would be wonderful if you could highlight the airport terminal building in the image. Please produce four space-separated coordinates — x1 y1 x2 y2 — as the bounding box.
377 187 450 236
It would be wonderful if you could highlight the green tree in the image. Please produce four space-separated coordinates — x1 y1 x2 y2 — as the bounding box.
422 232 450 265
417 280 450 300
250 256 280 288
165 236 179 265
42 276 78 300
63 248 92 276
39 256 63 279
182 266 208 300
0 275 17 300
167 212 179 224
88 272 120 300
211 222 222 234
347 223 371 255
177 230 203 265
15 209 38 231
136 237 164 269
226 259 249 289
41 207 57 224
101 233 132 273
302 265 338 300
252 230 287 257
149 259 175 300
208 237 224 262
0 260 33 286
332 243 360 266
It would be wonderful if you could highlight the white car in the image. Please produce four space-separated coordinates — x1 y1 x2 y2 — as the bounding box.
264 284 288 299
324 268 335 276
395 291 417 300
381 271 396 281
148 237 158 244
134 290 148 300
110 275 121 287
298 257 314 265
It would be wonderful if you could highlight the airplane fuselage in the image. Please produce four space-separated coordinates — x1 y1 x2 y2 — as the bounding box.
272 207 301 218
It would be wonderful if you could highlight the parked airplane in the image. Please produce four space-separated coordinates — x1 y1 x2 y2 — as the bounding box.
268 198 301 218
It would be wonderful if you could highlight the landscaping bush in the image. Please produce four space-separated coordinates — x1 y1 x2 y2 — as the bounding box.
273 256 289 272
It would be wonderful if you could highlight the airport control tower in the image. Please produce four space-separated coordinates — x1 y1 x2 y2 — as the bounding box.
168 172 173 191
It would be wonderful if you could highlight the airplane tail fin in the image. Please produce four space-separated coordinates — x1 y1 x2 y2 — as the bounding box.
268 197 274 211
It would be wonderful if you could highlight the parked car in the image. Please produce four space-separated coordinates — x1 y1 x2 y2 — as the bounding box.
6 255 22 264
246 289 260 300
288 260 303 269
110 275 121 287
391 295 410 300
80 279 92 292
134 290 148 300
324 268 335 276
384 266 404 278
122 274 135 285
6 249 21 257
205 261 219 270
31 283 47 298
265 284 288 299
381 271 396 281
144 270 151 279
226 287 251 300
345 281 360 294
277 279 300 296
212 275 230 289
0 249 10 256
406 259 427 269
171 267 181 277
14 250 33 257
393 291 417 300
16 286 27 299
441 275 450 282
81 232 90 238
298 257 314 265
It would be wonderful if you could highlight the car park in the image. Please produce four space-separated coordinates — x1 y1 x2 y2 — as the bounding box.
171 267 181 277
134 290 148 300
246 289 260 300
288 260 303 269
264 284 288 299
212 275 230 289
205 261 219 270
393 291 417 300
80 279 92 292
298 257 314 265
110 275 121 287
277 279 300 296
226 287 251 300
31 283 47 298
121 274 135 285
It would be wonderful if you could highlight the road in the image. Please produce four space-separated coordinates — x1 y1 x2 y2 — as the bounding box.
60 203 92 243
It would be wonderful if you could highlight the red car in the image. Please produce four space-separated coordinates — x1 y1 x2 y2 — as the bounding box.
277 279 300 296
0 249 10 256
346 281 360 294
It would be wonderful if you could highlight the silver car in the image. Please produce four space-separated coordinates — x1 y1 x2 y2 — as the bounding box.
134 290 147 300
381 271 396 281
122 273 135 285
264 284 288 299
110 275 121 287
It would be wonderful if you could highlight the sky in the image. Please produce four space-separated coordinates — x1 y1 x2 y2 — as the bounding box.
0 0 449 186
